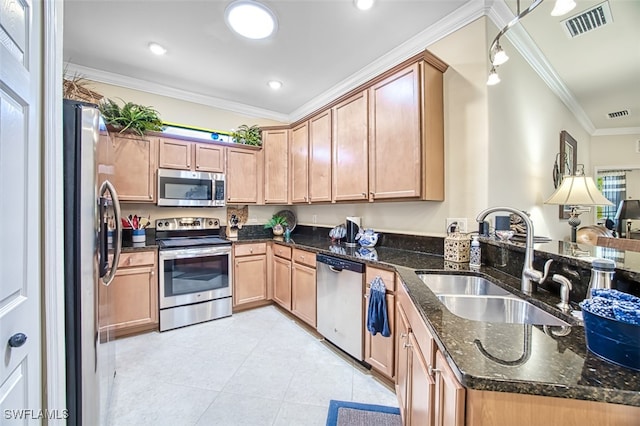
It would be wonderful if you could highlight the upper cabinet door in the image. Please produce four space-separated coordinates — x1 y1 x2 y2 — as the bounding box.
195 143 225 173
309 110 332 203
263 129 289 204
332 91 369 202
112 134 157 202
158 138 191 170
369 63 421 200
227 147 260 204
290 122 309 204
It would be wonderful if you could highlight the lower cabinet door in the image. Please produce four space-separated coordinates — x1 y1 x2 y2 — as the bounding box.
273 256 292 311
364 291 395 379
234 255 267 306
434 350 465 426
292 263 316 327
410 333 435 426
109 264 158 337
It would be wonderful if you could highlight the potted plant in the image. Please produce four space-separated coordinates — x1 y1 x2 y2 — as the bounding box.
264 214 288 236
231 124 262 146
99 98 164 136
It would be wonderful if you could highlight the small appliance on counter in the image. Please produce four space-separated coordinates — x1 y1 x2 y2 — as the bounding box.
345 216 361 247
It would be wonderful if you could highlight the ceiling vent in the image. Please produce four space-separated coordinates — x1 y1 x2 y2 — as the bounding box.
606 109 629 119
561 1 613 38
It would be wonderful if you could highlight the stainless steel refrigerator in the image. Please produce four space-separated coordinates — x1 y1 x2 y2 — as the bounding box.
63 99 123 426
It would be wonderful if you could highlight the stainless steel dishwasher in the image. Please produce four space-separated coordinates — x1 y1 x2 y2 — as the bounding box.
316 254 365 361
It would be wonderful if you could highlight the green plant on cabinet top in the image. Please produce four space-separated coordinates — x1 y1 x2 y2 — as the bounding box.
232 124 262 146
99 98 163 136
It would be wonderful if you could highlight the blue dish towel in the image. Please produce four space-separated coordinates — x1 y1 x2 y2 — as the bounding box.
367 276 391 337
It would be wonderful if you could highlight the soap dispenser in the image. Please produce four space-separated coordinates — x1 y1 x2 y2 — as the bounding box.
469 235 481 269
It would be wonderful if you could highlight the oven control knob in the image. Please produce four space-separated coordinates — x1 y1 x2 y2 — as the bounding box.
164 221 170 227
213 220 218 226
208 220 214 226
195 221 200 227
157 222 162 227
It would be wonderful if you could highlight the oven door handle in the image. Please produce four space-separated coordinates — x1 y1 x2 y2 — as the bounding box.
159 246 231 261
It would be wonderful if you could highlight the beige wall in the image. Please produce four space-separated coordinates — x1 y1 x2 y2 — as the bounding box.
590 134 640 173
87 81 286 133
107 17 601 240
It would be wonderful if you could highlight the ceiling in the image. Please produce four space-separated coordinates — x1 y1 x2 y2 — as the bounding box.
63 0 639 132
505 0 640 133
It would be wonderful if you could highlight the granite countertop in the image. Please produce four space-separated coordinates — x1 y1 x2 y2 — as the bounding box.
120 242 158 252
233 234 640 407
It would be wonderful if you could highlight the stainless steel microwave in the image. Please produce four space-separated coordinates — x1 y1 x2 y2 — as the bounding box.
157 169 225 207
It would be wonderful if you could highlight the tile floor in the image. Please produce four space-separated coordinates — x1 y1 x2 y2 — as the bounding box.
107 305 398 426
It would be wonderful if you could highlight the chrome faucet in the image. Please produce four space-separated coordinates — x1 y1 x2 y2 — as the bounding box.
476 207 552 294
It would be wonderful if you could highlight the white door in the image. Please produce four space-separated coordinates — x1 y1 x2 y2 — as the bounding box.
0 0 43 422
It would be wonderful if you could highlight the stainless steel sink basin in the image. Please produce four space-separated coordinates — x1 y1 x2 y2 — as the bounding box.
417 274 511 296
417 274 569 326
436 294 569 326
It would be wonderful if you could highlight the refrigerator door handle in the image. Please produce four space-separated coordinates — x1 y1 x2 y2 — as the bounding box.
98 180 122 286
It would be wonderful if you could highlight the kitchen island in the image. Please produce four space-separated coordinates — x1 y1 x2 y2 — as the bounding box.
232 231 640 412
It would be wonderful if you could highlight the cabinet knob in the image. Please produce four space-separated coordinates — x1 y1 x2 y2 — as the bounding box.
361 192 366 196
400 333 407 339
250 248 253 253
403 342 413 349
8 333 27 348
304 196 307 201
428 365 440 377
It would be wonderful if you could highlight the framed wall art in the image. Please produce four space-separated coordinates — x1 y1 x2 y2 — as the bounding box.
558 130 578 219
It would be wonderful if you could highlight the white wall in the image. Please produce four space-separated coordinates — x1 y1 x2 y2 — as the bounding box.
87 81 286 132
590 134 640 174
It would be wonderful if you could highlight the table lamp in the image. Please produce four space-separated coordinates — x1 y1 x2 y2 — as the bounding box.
545 171 613 243
615 199 640 239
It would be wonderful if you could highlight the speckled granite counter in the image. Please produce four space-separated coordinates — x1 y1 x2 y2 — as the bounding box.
233 234 640 407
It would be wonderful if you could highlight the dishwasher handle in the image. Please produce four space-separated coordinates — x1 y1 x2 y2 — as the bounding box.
328 266 343 273
317 253 364 273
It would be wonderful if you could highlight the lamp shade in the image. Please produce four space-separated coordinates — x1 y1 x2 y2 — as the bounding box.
615 199 640 220
545 175 614 206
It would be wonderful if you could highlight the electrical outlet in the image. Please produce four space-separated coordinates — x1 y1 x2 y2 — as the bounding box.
312 214 317 224
445 218 467 233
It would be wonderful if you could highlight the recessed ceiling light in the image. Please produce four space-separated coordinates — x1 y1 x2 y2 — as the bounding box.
225 0 278 40
354 0 375 11
148 42 167 55
268 80 282 90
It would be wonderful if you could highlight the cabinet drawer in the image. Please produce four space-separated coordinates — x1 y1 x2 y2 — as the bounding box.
234 243 267 257
366 266 396 293
118 250 156 268
292 248 316 268
273 244 292 260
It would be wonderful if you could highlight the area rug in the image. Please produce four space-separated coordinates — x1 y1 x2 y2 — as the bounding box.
326 400 401 426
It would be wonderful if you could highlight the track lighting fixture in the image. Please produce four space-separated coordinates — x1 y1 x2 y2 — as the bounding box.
487 0 577 85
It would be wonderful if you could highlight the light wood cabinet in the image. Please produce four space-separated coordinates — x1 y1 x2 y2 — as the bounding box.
233 243 267 307
106 249 158 338
110 133 157 202
364 266 396 379
159 138 225 173
263 128 289 204
368 63 421 200
332 91 369 202
396 280 458 426
434 350 465 426
227 147 261 204
309 110 332 203
272 249 292 311
290 122 309 204
291 250 316 327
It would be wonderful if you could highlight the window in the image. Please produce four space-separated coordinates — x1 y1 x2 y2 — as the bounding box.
596 170 626 225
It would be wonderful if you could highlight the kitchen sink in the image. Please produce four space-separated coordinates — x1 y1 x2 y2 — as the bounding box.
436 294 569 326
417 274 569 326
417 274 512 296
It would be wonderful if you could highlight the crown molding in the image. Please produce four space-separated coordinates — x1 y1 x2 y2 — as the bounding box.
592 127 640 137
288 0 487 122
487 0 597 135
65 63 291 123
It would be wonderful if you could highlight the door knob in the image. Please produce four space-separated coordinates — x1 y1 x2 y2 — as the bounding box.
8 333 27 348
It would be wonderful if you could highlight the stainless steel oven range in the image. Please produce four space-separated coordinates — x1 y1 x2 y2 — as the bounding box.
155 217 232 331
